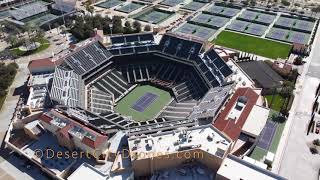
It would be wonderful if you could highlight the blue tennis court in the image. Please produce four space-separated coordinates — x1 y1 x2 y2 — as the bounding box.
132 92 158 112
257 121 277 150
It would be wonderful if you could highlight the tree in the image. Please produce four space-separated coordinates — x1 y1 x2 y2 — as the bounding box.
311 5 320 13
124 21 133 34
144 25 151 31
310 147 318 154
5 34 18 47
132 21 141 33
281 0 290 6
279 81 294 98
313 139 320 146
250 0 256 6
293 56 303 65
112 16 123 34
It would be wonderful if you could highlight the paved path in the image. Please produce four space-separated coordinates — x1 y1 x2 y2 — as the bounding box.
272 23 320 180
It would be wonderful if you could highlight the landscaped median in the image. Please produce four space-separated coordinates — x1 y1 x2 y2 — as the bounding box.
213 31 293 59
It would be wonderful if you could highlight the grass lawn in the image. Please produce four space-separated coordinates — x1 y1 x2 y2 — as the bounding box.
265 94 286 112
250 146 268 161
214 31 292 59
268 110 287 153
10 38 50 57
115 85 171 122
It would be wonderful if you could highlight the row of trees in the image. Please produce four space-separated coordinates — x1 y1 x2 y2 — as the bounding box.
70 15 151 41
0 62 18 97
1 22 45 48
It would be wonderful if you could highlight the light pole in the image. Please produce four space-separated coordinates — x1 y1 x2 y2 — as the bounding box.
109 23 113 36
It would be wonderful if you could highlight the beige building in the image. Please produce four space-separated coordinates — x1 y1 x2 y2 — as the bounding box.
128 125 232 176
216 155 286 180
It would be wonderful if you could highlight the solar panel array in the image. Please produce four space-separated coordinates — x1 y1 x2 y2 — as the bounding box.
25 13 58 26
182 1 207 11
63 106 127 131
190 13 230 28
65 41 112 75
158 34 203 61
205 5 241 17
109 33 157 56
10 2 48 20
175 22 217 40
111 33 154 44
50 67 81 107
189 84 233 119
88 87 113 114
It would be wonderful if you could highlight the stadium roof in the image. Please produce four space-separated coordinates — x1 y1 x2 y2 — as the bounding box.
213 87 260 141
50 67 84 107
238 61 283 89
10 2 48 21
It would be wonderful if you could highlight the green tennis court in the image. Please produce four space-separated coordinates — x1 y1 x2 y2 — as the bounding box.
115 85 172 122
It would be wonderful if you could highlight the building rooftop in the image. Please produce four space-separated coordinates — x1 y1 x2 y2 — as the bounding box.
242 105 270 137
238 61 283 89
28 58 55 70
28 73 53 87
67 162 133 180
217 155 287 180
68 163 107 180
213 87 260 141
150 162 215 180
40 109 108 149
22 133 76 175
128 125 231 161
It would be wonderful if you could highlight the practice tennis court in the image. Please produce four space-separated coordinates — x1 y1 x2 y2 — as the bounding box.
257 121 277 150
134 8 173 24
116 2 144 13
175 22 217 40
95 0 124 9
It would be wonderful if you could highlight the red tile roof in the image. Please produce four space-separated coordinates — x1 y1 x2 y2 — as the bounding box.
213 88 259 141
39 114 53 124
59 123 73 140
40 109 108 149
81 135 107 149
28 58 55 69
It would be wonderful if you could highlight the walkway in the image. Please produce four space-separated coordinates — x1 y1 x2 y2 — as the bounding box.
272 22 320 180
